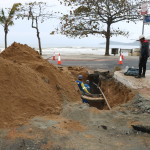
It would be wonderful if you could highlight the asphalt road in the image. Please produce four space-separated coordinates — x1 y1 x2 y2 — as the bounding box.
46 55 150 71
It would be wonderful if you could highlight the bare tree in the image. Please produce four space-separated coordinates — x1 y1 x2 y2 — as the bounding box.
0 3 21 49
58 0 140 55
18 2 54 55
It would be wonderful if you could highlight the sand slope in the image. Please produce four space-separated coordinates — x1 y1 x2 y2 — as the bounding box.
0 42 81 128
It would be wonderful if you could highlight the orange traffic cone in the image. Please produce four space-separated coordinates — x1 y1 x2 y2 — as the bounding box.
118 55 123 64
52 52 56 60
121 54 124 60
57 53 62 65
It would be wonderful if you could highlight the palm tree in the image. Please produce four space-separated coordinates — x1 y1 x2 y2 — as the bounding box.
0 3 20 49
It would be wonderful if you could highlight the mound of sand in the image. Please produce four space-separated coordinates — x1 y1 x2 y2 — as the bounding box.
0 42 81 128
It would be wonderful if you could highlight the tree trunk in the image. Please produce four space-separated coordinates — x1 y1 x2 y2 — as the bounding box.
105 23 111 56
32 17 42 55
4 26 8 49
35 17 42 55
36 29 42 55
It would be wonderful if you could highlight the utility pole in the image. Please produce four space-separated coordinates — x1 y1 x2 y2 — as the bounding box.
142 16 145 34
140 2 148 35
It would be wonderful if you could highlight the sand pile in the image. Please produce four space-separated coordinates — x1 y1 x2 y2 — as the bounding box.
0 42 81 128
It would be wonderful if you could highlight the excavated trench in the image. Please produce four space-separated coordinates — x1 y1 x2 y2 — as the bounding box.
66 66 136 110
87 71 136 110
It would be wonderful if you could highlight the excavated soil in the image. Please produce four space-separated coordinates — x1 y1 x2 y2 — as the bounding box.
0 42 81 128
0 43 149 150
0 42 136 127
101 79 136 108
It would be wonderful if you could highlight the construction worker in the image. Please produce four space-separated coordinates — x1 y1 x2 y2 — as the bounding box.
84 80 90 93
76 75 91 103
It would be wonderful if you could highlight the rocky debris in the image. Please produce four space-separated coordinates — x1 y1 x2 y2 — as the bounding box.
123 94 150 114
93 69 112 79
1 100 150 150
132 124 150 134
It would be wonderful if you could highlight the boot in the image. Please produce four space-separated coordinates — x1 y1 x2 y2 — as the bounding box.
135 75 141 78
141 74 145 78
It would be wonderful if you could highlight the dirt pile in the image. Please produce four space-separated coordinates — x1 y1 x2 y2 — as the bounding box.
0 42 81 128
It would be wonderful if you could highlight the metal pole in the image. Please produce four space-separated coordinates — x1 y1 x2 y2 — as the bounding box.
93 83 111 110
142 16 145 35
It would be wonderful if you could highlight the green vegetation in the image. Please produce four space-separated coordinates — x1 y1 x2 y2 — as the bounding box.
0 3 21 48
58 0 141 55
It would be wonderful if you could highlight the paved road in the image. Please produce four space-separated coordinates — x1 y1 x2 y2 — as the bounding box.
45 54 150 71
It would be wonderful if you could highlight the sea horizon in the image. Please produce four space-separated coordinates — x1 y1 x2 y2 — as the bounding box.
0 41 140 57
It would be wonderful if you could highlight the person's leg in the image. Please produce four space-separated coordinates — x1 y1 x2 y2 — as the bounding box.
136 57 143 78
82 98 88 103
142 57 148 77
139 57 143 76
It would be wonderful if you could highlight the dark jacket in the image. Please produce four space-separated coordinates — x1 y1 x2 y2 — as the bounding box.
140 40 149 58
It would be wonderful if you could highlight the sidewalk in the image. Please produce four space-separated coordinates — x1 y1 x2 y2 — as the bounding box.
114 70 150 97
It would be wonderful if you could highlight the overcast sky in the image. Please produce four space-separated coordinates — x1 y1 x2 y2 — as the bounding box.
0 0 150 48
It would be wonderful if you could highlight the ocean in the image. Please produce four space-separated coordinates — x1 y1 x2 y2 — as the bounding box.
0 45 139 56
41 45 139 56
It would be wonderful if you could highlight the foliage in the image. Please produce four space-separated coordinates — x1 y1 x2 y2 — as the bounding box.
0 3 21 48
17 2 55 55
17 2 54 22
0 3 21 27
58 0 141 55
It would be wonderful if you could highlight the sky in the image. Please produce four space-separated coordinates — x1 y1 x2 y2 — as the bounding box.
0 0 150 48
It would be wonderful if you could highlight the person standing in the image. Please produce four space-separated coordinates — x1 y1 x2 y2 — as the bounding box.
135 35 149 78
